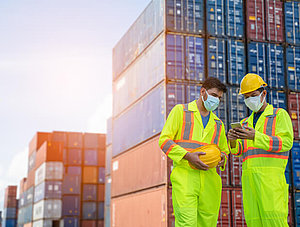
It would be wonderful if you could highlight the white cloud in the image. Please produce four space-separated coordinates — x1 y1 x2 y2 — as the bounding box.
87 93 112 133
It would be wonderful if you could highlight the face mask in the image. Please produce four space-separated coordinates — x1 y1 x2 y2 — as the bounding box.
201 90 220 111
244 92 265 112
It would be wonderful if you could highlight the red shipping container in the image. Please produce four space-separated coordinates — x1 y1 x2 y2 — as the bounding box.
168 188 175 227
83 167 98 184
4 196 17 208
84 133 106 149
81 220 96 227
265 0 284 42
98 149 105 167
230 155 243 186
232 188 247 226
288 92 300 139
35 141 64 168
29 132 51 155
288 193 293 226
52 131 67 143
98 184 105 202
5 186 17 197
111 136 167 197
246 0 266 41
217 156 230 186
67 132 83 148
97 220 104 227
217 188 231 226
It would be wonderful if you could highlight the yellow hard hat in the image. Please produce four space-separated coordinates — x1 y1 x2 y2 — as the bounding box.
239 73 267 95
188 144 221 169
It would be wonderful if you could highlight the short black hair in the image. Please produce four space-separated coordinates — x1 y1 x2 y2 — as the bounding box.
202 77 227 93
257 87 265 93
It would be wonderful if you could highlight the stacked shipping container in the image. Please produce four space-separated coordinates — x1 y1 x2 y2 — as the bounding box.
2 186 18 227
110 0 300 226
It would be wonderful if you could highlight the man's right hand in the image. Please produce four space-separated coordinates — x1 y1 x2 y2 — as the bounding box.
227 129 239 148
184 152 209 170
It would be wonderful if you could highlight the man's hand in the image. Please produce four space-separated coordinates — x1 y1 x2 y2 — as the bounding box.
217 153 226 168
227 129 239 141
184 152 209 170
233 126 255 140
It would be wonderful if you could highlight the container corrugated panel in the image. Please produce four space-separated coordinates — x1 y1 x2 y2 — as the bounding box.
84 149 97 166
81 221 96 227
52 131 67 144
247 42 267 82
65 148 82 165
225 0 244 38
99 167 105 184
214 93 228 130
82 202 96 219
286 159 291 186
227 39 246 85
19 193 25 208
266 44 285 88
285 1 300 45
166 83 185 115
185 83 201 102
98 202 104 220
286 46 300 91
112 82 166 157
35 141 64 168
268 90 287 109
62 195 80 216
292 141 300 189
105 145 112 176
2 219 16 227
29 132 51 155
32 220 54 227
83 184 97 201
33 199 62 220
3 208 16 219
105 176 111 207
24 187 34 206
217 157 230 186
113 33 165 117
67 132 82 148
34 181 62 203
217 188 231 226
166 0 204 34
83 167 98 184
228 87 248 123
35 162 63 185
65 166 81 176
106 118 112 146
295 192 300 226
231 188 247 226
84 133 103 149
185 36 205 81
60 217 79 227
266 0 284 42
112 0 164 80
28 151 36 173
207 38 226 83
246 0 265 41
206 0 225 37
4 196 17 208
288 92 300 139
63 175 81 194
111 136 166 197
230 155 242 186
104 205 110 227
98 220 104 227
98 184 105 202
24 204 33 223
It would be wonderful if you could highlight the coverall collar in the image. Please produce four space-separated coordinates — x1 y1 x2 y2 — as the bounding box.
244 103 274 130
188 100 221 121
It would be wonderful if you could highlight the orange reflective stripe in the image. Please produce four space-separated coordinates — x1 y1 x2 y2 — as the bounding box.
221 151 228 158
189 112 194 140
267 136 273 152
267 135 283 152
181 104 186 140
160 138 171 150
263 117 269 134
243 154 289 162
235 141 242 156
211 124 217 144
166 144 176 156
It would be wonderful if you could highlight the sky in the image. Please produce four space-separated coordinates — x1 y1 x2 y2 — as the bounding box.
0 0 149 209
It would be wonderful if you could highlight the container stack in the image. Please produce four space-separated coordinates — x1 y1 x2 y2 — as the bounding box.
110 0 300 226
2 186 18 227
14 131 105 227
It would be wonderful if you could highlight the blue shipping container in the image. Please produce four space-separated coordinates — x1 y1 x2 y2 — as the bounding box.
286 159 291 186
225 0 244 38
214 93 228 130
62 196 80 216
105 205 110 227
83 184 97 201
266 44 285 89
206 0 225 36
105 176 111 207
3 208 16 219
99 167 105 184
166 83 185 115
84 149 98 166
185 36 205 81
98 202 105 220
61 217 79 227
268 90 287 109
24 204 33 223
292 141 300 189
106 117 112 146
207 38 226 83
63 175 81 194
248 42 267 82
285 1 300 45
82 202 96 219
228 87 248 123
2 219 16 227
105 145 112 176
24 187 34 206
227 39 246 85
65 166 81 175
34 181 62 203
186 83 201 102
286 46 300 91
66 148 82 165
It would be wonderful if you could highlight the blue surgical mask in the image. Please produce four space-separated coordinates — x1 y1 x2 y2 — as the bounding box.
202 90 220 111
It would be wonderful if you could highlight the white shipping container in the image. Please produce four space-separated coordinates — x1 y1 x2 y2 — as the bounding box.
35 162 63 185
33 199 62 221
33 220 53 227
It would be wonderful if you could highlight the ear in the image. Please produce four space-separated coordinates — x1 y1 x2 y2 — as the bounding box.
262 90 267 101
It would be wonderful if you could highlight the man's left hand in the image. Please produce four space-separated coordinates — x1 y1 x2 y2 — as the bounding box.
233 126 255 140
217 153 226 168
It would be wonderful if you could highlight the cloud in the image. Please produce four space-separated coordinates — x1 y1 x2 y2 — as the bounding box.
87 93 112 133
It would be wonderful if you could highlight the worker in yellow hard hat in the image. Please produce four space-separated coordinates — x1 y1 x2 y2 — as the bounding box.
159 77 230 227
228 73 293 226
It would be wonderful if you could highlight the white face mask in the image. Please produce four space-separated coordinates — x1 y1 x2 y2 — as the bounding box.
244 92 265 112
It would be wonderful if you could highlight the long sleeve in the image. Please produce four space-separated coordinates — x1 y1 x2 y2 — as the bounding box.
230 140 244 157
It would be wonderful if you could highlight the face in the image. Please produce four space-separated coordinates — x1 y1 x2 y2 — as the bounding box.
244 89 267 101
201 87 223 101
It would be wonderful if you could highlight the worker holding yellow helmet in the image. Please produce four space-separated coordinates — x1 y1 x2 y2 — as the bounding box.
228 73 293 226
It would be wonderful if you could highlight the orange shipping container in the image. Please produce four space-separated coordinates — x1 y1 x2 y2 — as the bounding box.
98 184 105 202
111 186 172 227
26 169 35 190
83 167 97 183
111 136 167 197
82 220 97 227
19 178 27 196
98 149 105 167
29 132 51 155
35 141 64 168
84 133 106 149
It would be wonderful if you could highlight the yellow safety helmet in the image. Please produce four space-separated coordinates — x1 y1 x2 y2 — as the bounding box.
239 73 267 95
188 144 221 169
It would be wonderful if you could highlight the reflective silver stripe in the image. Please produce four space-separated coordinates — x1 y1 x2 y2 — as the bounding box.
213 119 222 145
272 136 281 151
264 108 279 135
176 141 204 149
182 104 193 140
243 148 289 159
162 140 175 154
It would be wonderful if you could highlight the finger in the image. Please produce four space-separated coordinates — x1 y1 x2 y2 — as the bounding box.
195 152 206 156
244 126 253 131
198 160 209 169
234 128 246 133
